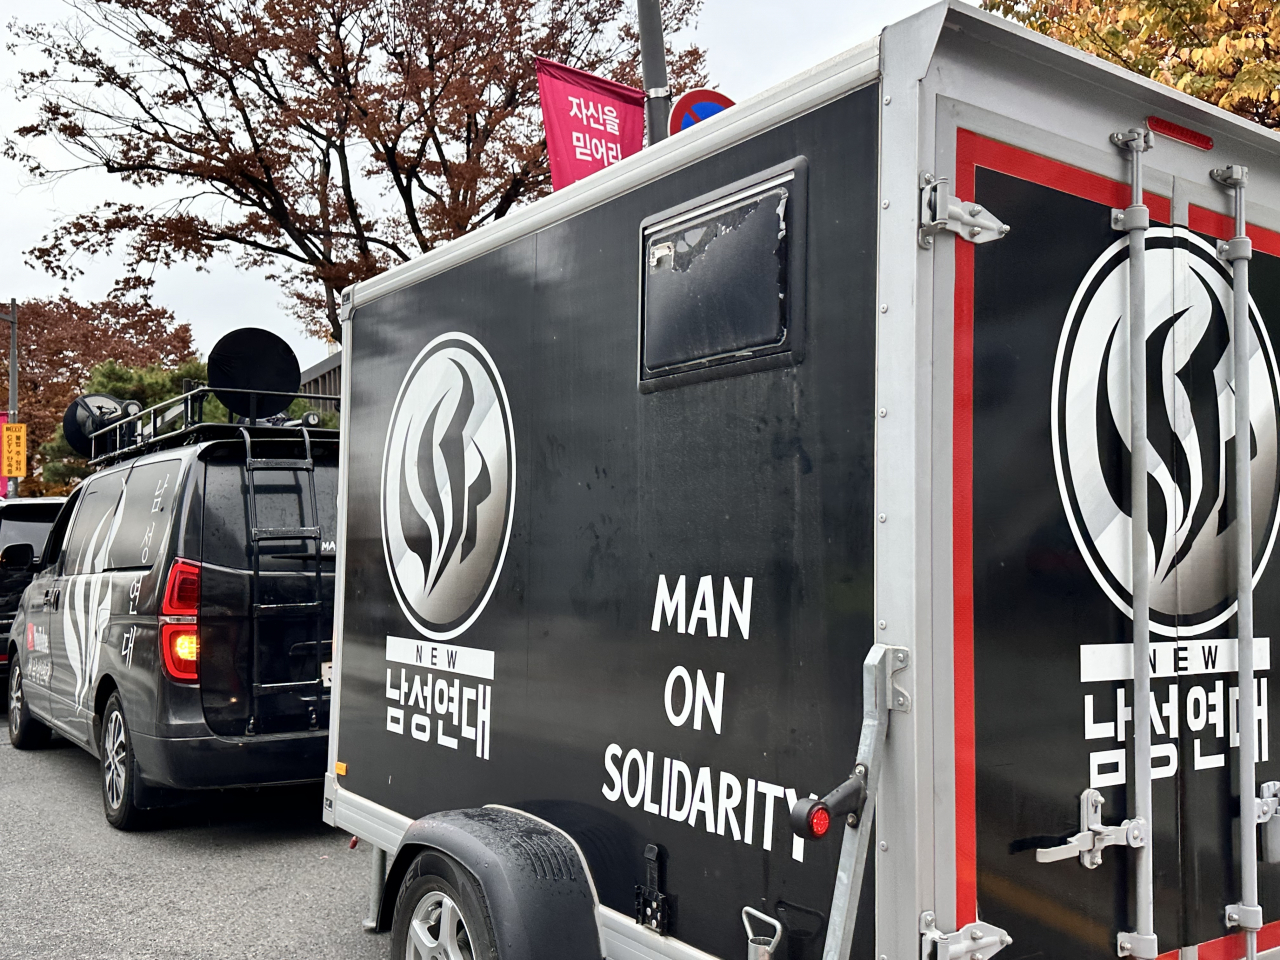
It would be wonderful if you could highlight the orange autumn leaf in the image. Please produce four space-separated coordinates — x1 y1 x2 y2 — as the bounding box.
983 0 1280 128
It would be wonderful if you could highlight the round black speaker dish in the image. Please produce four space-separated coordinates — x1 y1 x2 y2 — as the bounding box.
63 394 129 457
207 327 300 418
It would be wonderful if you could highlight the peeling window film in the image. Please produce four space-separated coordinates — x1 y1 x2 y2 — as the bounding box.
641 163 805 386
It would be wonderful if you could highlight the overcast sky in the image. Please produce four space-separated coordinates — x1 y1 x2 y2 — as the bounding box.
0 0 972 371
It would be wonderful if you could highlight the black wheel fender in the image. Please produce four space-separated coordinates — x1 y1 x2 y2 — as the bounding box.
379 806 601 960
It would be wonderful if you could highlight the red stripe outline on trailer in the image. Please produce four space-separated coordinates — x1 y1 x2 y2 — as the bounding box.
952 128 1169 928
1189 205 1280 257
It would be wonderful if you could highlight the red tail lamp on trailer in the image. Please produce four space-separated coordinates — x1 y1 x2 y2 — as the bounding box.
160 559 201 682
1147 115 1214 151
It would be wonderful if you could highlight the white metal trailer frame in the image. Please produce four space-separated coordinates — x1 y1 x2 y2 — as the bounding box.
324 4 1280 957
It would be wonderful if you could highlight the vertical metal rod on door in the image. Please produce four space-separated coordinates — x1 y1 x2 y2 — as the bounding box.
1112 127 1158 960
1215 163 1261 960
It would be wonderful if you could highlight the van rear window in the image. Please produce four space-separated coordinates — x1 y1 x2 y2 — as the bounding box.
202 457 337 569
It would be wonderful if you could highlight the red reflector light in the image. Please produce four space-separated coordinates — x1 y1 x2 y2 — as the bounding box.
161 622 200 682
808 805 831 839
1147 116 1214 151
162 559 201 616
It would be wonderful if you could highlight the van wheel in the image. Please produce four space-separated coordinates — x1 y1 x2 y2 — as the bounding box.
8 658 51 750
100 693 147 831
390 853 497 960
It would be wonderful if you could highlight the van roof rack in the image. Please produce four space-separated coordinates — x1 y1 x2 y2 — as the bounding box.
87 383 339 468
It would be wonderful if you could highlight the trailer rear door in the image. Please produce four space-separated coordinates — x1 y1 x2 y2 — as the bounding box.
947 127 1280 960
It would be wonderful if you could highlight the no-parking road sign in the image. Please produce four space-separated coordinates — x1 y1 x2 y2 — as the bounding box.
668 88 735 136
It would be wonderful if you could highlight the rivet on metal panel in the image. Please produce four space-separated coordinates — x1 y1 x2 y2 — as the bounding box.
878 840 888 851
878 408 887 418
882 200 890 209
883 96 891 105
878 620 886 630
880 304 888 313
878 514 886 523
896 653 905 662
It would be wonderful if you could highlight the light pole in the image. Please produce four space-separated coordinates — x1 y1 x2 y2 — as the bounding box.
637 0 671 145
0 299 17 498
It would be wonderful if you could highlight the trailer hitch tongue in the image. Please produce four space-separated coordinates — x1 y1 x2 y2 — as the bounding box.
790 767 869 841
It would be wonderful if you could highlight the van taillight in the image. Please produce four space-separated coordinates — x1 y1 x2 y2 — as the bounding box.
160 559 200 683
162 559 201 616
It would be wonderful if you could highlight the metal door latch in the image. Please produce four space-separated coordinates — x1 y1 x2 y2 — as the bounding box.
920 912 1011 960
1036 789 1145 869
1258 781 1280 863
918 173 1010 248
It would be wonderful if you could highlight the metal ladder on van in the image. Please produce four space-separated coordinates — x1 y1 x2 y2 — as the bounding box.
240 426 327 736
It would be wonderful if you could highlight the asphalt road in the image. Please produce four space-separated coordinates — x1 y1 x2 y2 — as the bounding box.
0 732 389 960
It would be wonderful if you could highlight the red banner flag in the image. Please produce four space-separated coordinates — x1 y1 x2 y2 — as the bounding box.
535 58 645 191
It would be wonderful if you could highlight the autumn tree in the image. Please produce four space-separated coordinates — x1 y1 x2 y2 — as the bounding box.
5 297 193 490
983 1 1280 128
8 0 707 339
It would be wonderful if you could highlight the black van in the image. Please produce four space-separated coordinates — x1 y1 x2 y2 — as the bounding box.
0 496 66 675
5 419 338 829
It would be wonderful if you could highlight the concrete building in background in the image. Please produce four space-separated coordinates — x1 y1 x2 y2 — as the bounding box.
300 352 341 411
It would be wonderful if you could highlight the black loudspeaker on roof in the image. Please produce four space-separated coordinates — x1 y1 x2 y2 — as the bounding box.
60 327 303 458
207 327 301 418
63 395 142 458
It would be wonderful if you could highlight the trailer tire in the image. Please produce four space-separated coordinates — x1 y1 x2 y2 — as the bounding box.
8 658 51 750
390 852 497 960
100 692 148 831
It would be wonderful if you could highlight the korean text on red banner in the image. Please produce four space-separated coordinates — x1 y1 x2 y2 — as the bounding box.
535 58 645 191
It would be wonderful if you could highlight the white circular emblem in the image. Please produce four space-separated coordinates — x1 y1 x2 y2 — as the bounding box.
381 333 515 640
1052 227 1280 636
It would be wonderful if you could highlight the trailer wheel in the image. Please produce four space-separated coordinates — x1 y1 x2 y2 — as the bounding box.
8 658 51 750
390 852 497 960
100 692 147 831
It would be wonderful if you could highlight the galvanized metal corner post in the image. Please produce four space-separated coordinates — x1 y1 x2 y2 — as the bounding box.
1215 162 1262 960
636 0 670 145
1111 127 1157 960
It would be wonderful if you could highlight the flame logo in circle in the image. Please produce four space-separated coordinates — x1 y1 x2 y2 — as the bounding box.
1052 228 1280 636
382 333 515 640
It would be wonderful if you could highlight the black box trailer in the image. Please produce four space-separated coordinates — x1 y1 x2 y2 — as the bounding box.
323 4 1280 958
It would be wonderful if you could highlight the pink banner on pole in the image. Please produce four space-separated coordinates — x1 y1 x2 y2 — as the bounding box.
536 58 645 191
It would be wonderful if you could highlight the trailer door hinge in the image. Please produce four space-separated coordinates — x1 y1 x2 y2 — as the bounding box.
920 912 1011 960
918 173 1010 249
1035 789 1145 869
